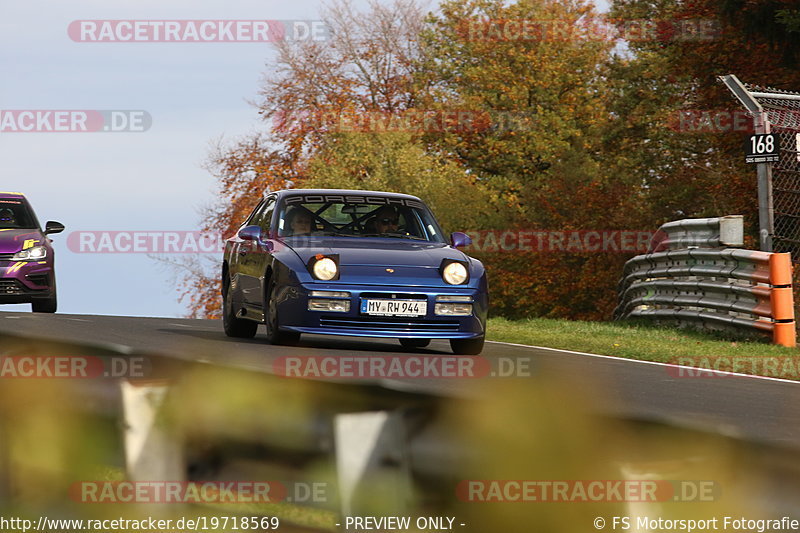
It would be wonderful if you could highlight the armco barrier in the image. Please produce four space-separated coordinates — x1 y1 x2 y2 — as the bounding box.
615 216 796 347
648 215 744 252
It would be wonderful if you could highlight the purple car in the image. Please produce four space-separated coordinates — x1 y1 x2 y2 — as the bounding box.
0 192 64 313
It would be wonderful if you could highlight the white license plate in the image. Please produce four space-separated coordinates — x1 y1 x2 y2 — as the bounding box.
360 299 427 317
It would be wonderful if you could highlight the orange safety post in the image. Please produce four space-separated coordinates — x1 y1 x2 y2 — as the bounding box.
769 253 796 347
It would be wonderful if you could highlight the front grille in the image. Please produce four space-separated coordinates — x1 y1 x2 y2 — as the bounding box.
0 280 24 295
0 253 14 261
320 316 460 332
360 292 427 300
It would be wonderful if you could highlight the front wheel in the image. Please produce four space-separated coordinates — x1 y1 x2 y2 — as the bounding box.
222 274 258 338
32 295 57 313
264 278 300 346
450 336 484 355
32 278 57 313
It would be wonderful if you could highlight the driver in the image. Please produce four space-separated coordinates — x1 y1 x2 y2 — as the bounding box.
285 207 314 235
0 208 15 226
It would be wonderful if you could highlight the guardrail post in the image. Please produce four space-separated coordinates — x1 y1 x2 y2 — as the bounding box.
769 253 796 347
121 379 184 482
334 410 412 517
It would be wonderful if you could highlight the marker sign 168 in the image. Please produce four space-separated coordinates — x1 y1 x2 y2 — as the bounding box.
745 133 779 164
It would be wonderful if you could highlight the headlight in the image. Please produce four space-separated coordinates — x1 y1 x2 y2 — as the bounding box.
442 261 468 285
312 257 338 281
308 299 350 312
435 303 473 316
12 246 47 261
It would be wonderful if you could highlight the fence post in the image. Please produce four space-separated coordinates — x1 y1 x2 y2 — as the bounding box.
769 253 796 347
720 74 775 251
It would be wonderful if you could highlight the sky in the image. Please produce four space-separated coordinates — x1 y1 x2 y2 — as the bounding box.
0 0 609 318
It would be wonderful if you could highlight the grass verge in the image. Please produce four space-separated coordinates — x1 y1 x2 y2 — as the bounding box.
486 317 800 379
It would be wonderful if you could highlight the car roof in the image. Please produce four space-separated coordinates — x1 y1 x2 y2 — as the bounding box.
271 188 423 202
0 191 25 200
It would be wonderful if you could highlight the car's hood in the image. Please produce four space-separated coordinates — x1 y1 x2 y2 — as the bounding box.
0 228 43 254
284 237 467 267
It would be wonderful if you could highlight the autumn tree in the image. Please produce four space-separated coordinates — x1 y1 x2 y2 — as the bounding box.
410 0 649 319
178 0 451 317
607 0 800 230
180 0 800 321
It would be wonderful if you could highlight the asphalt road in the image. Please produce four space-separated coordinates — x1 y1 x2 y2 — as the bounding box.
1 310 800 451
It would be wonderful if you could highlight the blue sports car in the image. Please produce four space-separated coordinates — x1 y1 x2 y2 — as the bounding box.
221 189 488 354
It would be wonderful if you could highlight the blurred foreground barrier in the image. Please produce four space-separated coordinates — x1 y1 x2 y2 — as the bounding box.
0 332 471 526
615 215 796 347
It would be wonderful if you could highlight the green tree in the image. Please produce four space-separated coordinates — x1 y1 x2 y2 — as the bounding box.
306 131 503 232
416 0 619 227
413 0 641 319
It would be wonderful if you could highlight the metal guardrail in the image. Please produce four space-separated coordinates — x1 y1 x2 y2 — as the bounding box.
616 216 796 347
648 215 744 253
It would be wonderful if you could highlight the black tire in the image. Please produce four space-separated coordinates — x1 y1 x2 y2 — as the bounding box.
31 295 57 313
450 336 485 355
32 278 57 313
399 338 430 349
264 278 300 346
222 274 258 338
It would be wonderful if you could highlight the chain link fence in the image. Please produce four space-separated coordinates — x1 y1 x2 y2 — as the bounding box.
744 82 800 258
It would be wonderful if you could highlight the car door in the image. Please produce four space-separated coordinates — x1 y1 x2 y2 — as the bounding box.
239 196 276 306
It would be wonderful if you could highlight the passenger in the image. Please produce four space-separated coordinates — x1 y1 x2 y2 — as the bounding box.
366 206 400 234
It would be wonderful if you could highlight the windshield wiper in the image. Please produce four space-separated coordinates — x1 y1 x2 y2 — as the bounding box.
361 232 427 240
314 230 355 237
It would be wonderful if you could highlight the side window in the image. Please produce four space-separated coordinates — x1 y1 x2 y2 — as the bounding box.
260 199 276 233
246 200 266 227
247 197 276 230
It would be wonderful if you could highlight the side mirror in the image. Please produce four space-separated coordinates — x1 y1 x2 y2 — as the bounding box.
238 225 262 242
44 221 65 235
451 231 472 249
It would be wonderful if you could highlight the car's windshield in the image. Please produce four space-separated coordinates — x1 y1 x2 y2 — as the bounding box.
0 199 37 229
276 194 446 243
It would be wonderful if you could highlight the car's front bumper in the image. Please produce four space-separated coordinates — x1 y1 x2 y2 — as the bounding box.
0 259 54 304
277 282 487 339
